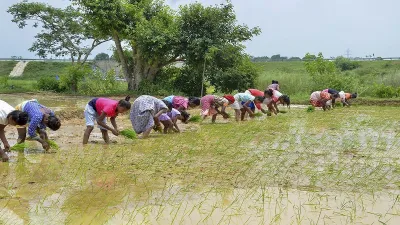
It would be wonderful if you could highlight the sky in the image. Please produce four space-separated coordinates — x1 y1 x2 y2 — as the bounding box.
1 0 399 59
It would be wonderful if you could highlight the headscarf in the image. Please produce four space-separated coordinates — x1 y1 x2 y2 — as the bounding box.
223 95 235 103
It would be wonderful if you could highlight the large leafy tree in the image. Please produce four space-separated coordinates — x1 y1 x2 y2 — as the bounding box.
74 0 260 91
8 2 110 64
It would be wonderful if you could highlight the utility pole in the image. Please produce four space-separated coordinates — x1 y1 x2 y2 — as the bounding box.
345 48 351 58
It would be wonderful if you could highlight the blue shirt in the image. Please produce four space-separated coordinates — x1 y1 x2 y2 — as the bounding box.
23 101 54 138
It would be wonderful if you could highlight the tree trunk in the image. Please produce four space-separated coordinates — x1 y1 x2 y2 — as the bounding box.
112 30 133 90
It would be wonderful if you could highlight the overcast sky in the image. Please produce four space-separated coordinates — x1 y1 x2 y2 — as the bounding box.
1 0 399 59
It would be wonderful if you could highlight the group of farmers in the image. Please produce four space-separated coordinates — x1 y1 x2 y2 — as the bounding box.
0 80 356 162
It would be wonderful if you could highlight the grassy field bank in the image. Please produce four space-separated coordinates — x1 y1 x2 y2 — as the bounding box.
2 60 400 105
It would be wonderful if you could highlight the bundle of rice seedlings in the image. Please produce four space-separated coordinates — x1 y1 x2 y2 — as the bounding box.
279 110 288 114
188 115 202 122
11 143 27 152
120 129 137 139
47 140 60 150
266 111 272 116
306 106 315 113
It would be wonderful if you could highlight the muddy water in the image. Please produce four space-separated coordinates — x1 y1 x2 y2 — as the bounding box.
1 94 400 224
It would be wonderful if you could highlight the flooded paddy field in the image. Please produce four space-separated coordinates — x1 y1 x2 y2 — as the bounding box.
1 94 400 224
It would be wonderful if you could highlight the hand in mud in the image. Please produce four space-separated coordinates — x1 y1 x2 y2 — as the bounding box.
155 125 163 133
1 153 9 162
112 129 119 136
42 142 50 151
4 143 10 152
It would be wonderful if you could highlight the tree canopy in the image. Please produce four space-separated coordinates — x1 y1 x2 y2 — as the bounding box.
74 0 260 91
8 2 110 64
94 53 110 61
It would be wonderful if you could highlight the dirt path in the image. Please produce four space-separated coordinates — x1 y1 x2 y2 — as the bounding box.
9 61 29 77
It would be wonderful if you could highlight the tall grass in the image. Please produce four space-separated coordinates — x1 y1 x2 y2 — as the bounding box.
255 60 400 101
18 61 71 80
0 61 18 76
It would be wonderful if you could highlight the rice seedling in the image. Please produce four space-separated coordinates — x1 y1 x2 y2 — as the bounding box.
120 129 137 139
1 98 400 224
306 106 315 112
188 115 202 122
10 143 27 151
47 140 60 150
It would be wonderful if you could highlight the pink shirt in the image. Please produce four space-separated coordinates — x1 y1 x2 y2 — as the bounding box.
96 98 118 117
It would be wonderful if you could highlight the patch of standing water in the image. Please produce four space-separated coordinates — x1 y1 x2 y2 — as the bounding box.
0 94 90 110
101 185 400 225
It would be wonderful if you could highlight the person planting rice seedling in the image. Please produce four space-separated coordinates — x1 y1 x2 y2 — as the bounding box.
159 104 190 133
334 91 358 107
322 89 341 107
264 89 291 115
163 95 201 111
310 91 335 111
268 80 280 91
244 88 271 113
15 99 61 151
230 92 257 122
130 95 168 138
0 100 28 162
83 96 131 144
200 95 235 123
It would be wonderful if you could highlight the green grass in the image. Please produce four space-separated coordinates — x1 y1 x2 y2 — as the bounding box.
0 61 18 76
19 61 70 80
255 60 400 103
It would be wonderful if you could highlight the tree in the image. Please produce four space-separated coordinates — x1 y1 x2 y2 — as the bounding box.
8 2 110 64
94 53 110 61
270 54 281 61
288 57 301 61
304 52 357 91
302 54 317 61
74 0 260 91
334 56 360 71
251 56 269 62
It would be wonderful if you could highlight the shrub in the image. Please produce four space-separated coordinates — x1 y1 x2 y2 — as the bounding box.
137 79 177 96
373 84 397 98
174 66 206 96
78 69 120 95
37 77 64 92
334 56 361 71
60 65 91 93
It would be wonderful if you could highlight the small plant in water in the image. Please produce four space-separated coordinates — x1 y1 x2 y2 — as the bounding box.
120 129 137 139
188 115 202 122
306 106 315 113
